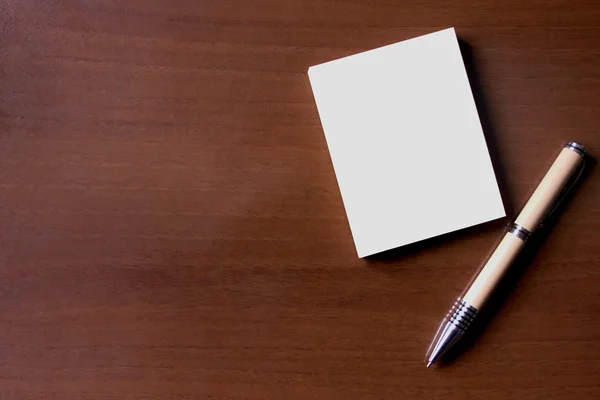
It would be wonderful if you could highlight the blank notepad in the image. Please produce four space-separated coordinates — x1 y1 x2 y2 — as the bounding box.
308 28 505 257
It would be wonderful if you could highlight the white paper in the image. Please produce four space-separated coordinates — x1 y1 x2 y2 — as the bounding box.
308 28 505 257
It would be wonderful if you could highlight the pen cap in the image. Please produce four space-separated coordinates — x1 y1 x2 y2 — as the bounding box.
514 142 586 232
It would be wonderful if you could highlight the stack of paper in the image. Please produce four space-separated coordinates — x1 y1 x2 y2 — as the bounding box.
308 28 505 257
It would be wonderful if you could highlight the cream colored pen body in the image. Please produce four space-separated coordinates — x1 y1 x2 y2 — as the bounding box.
427 142 586 367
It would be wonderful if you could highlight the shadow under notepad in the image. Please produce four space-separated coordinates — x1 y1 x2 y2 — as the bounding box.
366 217 508 264
458 39 517 218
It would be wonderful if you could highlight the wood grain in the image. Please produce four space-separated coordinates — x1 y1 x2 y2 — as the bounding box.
1 1 599 399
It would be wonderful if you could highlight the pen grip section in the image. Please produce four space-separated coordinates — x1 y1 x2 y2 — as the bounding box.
462 233 525 309
514 148 583 232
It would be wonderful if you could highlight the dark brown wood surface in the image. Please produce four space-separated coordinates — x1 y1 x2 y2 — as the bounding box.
1 1 599 399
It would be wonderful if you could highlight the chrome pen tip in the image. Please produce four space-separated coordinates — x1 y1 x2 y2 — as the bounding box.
426 361 433 368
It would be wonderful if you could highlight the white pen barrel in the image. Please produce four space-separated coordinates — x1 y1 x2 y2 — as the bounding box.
462 145 584 310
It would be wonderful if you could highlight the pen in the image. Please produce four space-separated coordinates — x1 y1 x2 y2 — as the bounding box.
426 141 587 368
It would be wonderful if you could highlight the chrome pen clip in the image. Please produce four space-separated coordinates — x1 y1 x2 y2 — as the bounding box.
538 143 587 230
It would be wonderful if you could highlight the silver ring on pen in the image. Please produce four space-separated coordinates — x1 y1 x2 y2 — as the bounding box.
509 223 531 242
565 141 586 157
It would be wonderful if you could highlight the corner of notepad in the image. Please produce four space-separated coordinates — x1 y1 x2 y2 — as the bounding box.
307 65 314 81
307 65 318 87
307 64 322 81
307 57 338 77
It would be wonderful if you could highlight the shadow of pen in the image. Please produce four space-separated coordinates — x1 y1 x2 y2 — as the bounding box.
440 153 595 366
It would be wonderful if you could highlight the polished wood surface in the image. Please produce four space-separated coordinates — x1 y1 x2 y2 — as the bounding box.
1 1 599 399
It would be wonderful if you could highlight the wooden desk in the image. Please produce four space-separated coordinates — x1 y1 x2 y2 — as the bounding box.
1 1 599 398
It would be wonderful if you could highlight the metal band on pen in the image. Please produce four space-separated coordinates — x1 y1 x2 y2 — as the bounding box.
448 299 478 332
565 141 586 157
509 223 531 242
